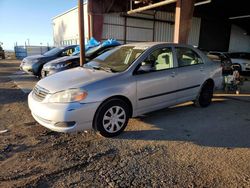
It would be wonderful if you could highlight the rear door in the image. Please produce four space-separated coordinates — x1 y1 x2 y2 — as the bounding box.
135 46 178 114
174 47 206 103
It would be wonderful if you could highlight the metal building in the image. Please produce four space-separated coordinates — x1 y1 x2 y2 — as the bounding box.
52 0 250 52
52 3 89 46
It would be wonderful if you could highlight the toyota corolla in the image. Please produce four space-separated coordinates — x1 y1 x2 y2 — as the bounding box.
28 43 222 137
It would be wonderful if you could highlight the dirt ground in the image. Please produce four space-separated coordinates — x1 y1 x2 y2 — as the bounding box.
0 59 250 188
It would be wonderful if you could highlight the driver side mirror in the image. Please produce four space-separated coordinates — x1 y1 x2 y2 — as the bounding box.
61 52 68 57
136 62 152 74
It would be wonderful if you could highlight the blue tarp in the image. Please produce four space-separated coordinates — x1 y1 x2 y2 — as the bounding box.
72 38 120 56
86 37 100 50
101 39 120 47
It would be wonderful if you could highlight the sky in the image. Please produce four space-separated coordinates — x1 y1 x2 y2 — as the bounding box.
0 0 78 50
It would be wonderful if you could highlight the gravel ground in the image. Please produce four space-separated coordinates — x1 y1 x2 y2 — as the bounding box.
0 59 250 188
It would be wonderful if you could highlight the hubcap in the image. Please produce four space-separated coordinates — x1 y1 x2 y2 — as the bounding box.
102 106 126 133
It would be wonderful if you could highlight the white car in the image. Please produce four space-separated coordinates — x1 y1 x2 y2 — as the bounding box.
228 52 250 72
28 43 222 137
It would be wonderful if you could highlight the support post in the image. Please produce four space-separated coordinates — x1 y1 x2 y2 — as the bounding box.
174 0 195 44
88 0 104 41
78 0 85 66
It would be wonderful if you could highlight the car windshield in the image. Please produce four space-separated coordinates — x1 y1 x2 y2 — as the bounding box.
85 45 146 72
43 47 63 56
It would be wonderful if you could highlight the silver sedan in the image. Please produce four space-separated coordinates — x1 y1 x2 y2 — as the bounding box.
28 42 222 137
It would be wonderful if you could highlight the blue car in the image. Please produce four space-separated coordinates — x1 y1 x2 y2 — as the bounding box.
20 45 78 77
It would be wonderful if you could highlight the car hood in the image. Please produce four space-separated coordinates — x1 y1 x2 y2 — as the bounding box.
37 67 112 93
44 56 79 67
24 55 44 61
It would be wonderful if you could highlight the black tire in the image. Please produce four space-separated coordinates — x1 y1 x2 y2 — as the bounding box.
93 98 129 137
195 83 214 107
232 64 242 72
36 66 44 79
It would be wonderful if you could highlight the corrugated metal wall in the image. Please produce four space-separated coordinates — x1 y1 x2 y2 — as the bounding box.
126 17 154 42
154 11 175 42
229 25 250 52
188 17 201 46
102 11 201 46
102 14 125 44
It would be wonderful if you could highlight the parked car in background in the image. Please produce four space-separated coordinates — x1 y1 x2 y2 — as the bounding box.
207 51 232 75
41 39 120 77
28 43 222 137
0 45 5 59
227 52 250 72
20 45 77 77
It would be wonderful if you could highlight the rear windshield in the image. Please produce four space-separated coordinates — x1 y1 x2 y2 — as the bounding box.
228 53 250 59
43 47 63 56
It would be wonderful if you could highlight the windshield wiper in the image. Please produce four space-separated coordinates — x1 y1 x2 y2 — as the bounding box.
92 65 115 73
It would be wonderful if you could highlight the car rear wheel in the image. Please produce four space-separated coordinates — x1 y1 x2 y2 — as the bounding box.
195 82 214 107
93 98 129 137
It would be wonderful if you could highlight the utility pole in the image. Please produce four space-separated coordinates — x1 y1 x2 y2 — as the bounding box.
78 0 85 66
40 43 43 54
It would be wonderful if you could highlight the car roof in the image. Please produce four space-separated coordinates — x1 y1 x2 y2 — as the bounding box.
122 42 195 49
228 52 250 54
208 51 228 54
60 45 78 49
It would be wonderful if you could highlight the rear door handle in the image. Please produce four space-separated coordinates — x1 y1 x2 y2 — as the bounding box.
171 71 176 77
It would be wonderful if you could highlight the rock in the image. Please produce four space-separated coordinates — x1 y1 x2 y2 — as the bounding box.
120 161 126 168
0 129 8 134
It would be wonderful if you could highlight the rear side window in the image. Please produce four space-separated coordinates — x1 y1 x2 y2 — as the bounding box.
176 47 203 67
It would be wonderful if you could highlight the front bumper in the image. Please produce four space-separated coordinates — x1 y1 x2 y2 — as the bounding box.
242 64 250 71
28 92 101 133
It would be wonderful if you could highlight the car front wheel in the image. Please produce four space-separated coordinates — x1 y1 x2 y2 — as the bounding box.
94 99 129 137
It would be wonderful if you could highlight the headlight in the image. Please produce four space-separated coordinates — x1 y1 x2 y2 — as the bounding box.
48 89 88 103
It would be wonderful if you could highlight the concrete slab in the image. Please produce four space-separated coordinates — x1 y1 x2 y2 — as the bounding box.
9 71 38 94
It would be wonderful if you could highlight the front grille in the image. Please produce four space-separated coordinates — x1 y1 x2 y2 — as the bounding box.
32 85 49 102
41 70 48 78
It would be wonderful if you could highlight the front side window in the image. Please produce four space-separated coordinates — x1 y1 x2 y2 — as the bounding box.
176 47 203 67
137 47 174 74
61 48 75 56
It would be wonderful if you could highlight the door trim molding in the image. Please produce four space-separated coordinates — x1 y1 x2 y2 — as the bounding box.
138 84 200 101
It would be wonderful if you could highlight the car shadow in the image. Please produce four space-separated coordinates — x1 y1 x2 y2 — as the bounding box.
0 88 28 105
118 96 250 149
0 62 20 67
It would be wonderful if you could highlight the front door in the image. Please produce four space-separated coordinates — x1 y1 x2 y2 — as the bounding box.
135 46 178 114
